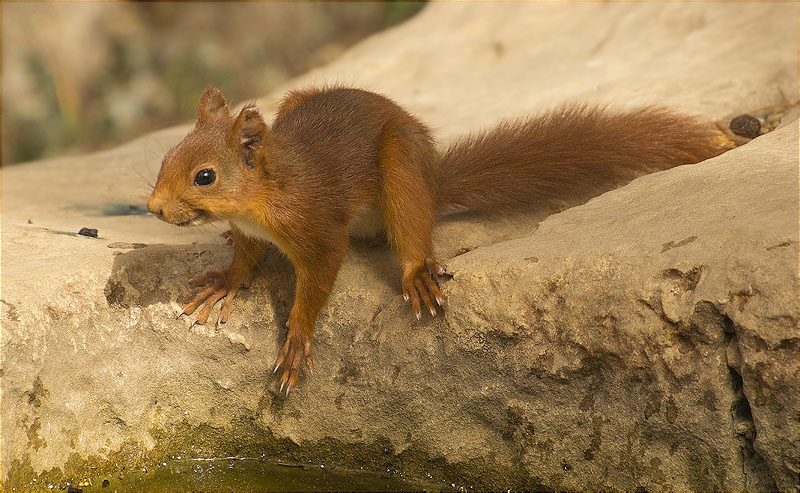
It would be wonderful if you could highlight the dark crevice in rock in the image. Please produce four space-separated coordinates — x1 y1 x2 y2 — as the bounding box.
722 315 778 491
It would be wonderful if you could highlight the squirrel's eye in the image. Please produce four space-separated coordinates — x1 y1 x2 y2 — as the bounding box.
194 168 216 186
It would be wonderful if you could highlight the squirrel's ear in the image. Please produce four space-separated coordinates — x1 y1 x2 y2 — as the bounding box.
197 87 229 125
230 106 268 168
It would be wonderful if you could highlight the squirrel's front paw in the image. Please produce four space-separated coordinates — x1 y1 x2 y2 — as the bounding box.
402 257 446 320
273 327 313 395
181 269 251 325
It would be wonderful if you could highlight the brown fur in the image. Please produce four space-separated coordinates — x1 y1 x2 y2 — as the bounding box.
439 105 732 212
147 86 733 393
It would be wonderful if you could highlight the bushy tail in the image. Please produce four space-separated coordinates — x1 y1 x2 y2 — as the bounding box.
437 105 733 212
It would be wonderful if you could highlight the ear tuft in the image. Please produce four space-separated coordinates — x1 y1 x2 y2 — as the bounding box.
230 106 268 169
198 87 229 125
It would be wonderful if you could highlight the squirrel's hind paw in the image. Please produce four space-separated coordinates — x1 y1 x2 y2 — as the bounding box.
402 257 446 320
274 328 313 395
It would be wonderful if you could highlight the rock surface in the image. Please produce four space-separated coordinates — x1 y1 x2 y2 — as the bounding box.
2 2 798 490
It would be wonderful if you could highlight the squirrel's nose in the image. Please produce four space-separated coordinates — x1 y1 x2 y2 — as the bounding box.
147 196 164 217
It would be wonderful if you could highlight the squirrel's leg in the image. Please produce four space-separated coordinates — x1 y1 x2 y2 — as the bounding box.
274 237 347 393
182 224 268 325
379 121 445 320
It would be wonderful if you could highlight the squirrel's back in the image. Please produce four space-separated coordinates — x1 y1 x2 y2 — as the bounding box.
272 87 437 203
272 87 732 218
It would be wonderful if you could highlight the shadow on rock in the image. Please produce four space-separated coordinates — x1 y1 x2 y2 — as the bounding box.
103 243 295 323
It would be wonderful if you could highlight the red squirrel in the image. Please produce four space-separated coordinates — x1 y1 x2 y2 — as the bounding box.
147 86 732 393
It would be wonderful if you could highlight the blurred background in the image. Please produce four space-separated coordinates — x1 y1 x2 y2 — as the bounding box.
2 2 425 165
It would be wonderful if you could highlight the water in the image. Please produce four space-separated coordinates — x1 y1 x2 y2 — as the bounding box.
74 457 449 492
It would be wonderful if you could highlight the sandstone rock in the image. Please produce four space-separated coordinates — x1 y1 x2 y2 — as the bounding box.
2 2 797 490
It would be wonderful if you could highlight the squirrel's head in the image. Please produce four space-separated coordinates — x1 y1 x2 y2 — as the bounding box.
147 87 271 226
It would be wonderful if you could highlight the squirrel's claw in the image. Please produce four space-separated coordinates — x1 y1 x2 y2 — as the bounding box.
425 257 446 277
182 283 218 316
217 285 241 324
402 257 446 320
220 230 234 245
194 289 226 325
182 268 248 326
274 326 312 394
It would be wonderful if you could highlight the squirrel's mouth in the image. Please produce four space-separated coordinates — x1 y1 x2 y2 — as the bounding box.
175 210 209 227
